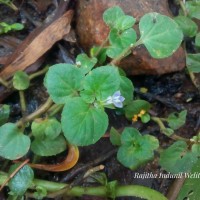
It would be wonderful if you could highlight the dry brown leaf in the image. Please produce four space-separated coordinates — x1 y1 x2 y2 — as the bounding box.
0 10 73 80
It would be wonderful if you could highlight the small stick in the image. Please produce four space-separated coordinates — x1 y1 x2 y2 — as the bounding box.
83 165 105 179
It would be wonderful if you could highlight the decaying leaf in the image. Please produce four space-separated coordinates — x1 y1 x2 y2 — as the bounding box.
0 10 73 80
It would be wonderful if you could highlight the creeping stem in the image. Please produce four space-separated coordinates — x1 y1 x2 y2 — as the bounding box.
151 117 190 142
110 40 142 65
0 172 167 200
16 97 53 127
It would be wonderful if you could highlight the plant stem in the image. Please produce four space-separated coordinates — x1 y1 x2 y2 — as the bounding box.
151 117 190 142
110 40 142 65
0 77 9 88
179 0 187 16
7 2 18 11
0 172 167 200
16 97 53 127
47 104 64 117
93 36 109 57
29 66 49 81
19 90 26 116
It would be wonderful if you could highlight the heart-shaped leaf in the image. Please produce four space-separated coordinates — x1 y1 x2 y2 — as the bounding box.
31 135 66 156
61 97 108 146
81 66 120 102
167 110 187 130
125 100 151 119
76 53 97 74
103 6 124 28
139 12 183 58
185 2 200 20
186 53 200 73
8 164 34 196
117 127 159 169
31 118 61 139
159 141 198 173
13 71 30 90
107 28 137 58
174 16 198 37
119 76 134 104
0 123 30 160
44 64 84 104
113 15 136 31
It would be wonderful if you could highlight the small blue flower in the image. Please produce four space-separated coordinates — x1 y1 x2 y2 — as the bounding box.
104 91 125 108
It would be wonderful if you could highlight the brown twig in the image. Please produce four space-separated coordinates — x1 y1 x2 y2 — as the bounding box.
60 148 117 183
0 159 30 191
166 177 186 200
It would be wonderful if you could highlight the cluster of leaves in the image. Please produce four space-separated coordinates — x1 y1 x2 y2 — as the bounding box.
91 6 183 62
174 0 200 73
110 110 200 173
0 22 24 34
0 5 199 198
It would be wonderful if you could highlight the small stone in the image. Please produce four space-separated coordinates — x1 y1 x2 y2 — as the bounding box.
75 0 186 75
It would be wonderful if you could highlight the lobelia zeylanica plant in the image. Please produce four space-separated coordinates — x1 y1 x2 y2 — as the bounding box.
0 5 199 199
173 0 200 88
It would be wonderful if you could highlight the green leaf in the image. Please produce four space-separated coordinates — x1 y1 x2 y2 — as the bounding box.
167 110 187 130
195 32 200 48
125 100 151 119
107 28 137 58
177 159 200 200
162 128 174 136
106 45 124 59
185 1 200 20
159 141 198 173
8 164 34 196
0 123 30 160
13 71 30 90
103 6 124 28
141 113 151 123
0 104 10 126
110 127 121 146
139 12 183 58
31 118 61 139
10 23 24 31
90 47 107 65
44 64 84 104
117 127 159 169
31 135 66 156
33 186 47 200
119 76 134 104
113 15 136 31
187 53 200 73
76 53 97 74
61 97 108 146
174 16 198 37
192 143 200 156
81 65 120 102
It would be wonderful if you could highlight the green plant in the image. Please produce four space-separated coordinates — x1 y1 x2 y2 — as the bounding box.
0 5 199 200
0 22 24 34
174 0 200 89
